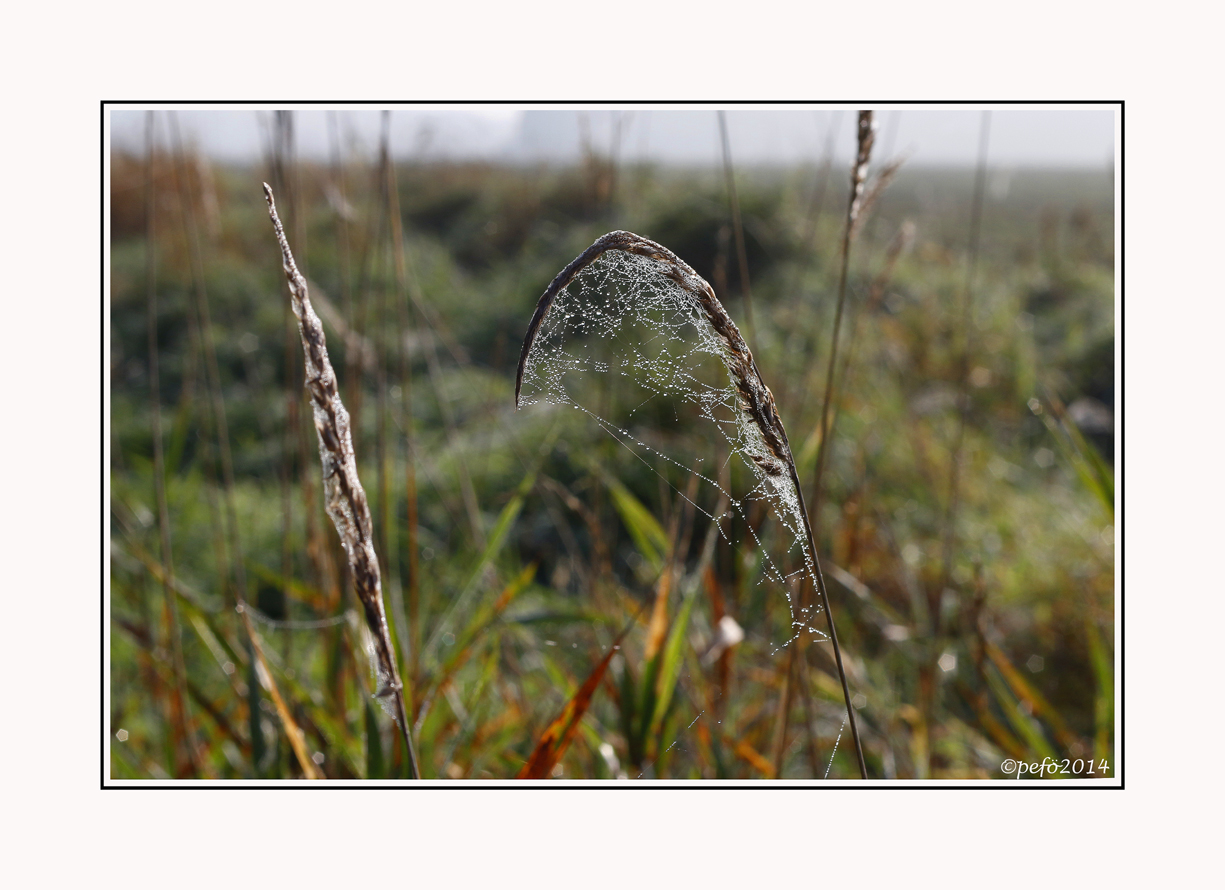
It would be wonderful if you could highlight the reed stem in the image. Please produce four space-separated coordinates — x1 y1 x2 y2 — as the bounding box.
264 183 421 779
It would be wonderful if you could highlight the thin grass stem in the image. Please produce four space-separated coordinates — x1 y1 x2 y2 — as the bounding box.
938 111 991 603
775 112 876 778
144 112 197 776
718 111 756 347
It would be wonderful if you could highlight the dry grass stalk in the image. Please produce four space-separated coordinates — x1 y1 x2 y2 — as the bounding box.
809 110 877 532
773 112 878 777
852 154 906 240
819 219 915 453
263 183 421 779
516 230 866 778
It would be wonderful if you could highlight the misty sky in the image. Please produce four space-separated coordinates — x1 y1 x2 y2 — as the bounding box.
110 106 1116 168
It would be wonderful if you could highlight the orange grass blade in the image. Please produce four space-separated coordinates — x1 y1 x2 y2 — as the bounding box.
243 614 322 779
517 624 633 779
733 739 776 778
985 641 1078 752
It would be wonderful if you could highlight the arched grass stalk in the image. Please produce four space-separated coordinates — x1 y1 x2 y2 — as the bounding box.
263 183 421 779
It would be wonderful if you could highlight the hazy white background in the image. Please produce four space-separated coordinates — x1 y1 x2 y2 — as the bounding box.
110 106 1115 168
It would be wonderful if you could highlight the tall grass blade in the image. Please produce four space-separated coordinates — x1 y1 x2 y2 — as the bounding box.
985 663 1057 764
648 582 699 740
985 640 1078 752
1086 620 1114 772
412 564 537 730
718 110 755 344
144 111 196 776
244 619 323 779
420 457 546 669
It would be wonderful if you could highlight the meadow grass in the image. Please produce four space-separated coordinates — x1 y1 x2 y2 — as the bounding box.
109 117 1114 779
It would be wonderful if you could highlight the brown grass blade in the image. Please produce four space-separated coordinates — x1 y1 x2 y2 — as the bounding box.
517 622 634 780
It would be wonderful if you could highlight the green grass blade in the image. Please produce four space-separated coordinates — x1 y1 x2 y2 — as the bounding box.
1086 620 1114 772
985 664 1058 766
649 583 699 740
421 466 538 666
595 469 669 572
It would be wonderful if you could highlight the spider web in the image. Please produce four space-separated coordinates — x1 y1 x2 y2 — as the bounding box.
520 248 826 647
514 250 823 646
518 248 853 777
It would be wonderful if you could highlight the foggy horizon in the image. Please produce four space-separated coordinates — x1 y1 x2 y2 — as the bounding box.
110 107 1117 170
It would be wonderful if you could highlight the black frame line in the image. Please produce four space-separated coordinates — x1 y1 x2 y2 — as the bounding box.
101 99 1123 790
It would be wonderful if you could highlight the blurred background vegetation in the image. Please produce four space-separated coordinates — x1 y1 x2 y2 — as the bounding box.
108 108 1114 780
